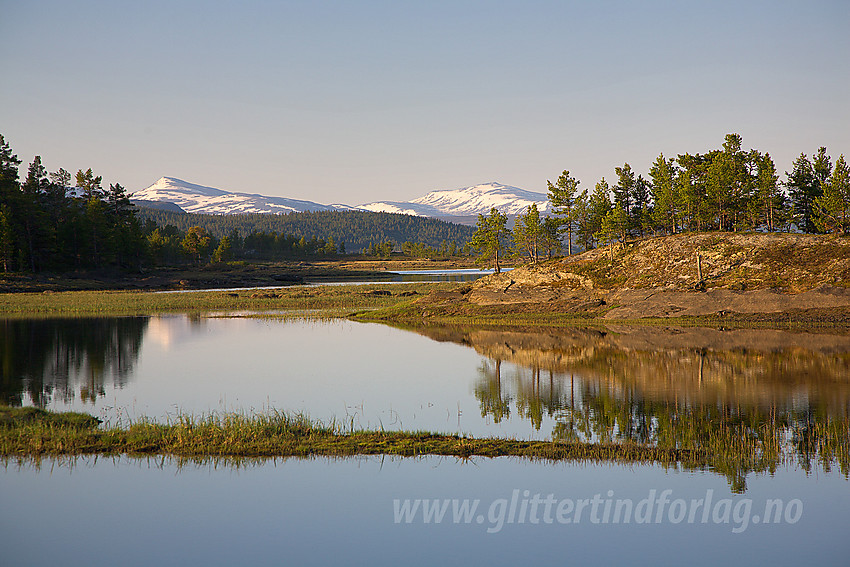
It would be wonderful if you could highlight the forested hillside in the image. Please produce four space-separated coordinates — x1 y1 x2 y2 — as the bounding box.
135 208 474 253
1 132 846 274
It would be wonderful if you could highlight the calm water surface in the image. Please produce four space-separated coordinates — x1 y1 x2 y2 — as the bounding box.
5 317 849 442
2 456 848 566
2 315 849 565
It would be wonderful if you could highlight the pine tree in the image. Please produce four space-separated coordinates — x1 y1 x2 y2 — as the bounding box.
181 226 212 265
754 152 783 231
85 196 108 267
0 205 14 272
0 135 21 271
212 236 233 262
812 147 833 195
75 168 103 198
106 183 143 267
814 154 850 234
546 170 580 255
50 168 71 191
706 152 734 231
513 204 543 263
541 216 562 259
649 153 677 234
572 189 592 251
632 175 652 236
596 208 618 264
587 179 612 248
786 153 818 233
674 156 705 232
612 163 635 232
19 157 51 271
471 207 510 273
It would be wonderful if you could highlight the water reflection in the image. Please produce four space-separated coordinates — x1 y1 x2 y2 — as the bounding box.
0 317 148 406
2 316 849 492
455 325 850 491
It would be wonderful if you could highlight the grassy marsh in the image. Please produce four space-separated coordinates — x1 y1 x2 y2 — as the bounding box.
3 405 848 493
0 405 705 465
0 283 453 318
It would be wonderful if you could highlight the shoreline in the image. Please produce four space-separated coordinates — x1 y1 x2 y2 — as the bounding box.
0 258 491 294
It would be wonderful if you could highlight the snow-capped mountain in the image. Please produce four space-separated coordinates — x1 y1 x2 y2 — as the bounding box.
359 182 549 218
131 178 548 222
357 201 443 217
413 182 549 216
131 177 356 215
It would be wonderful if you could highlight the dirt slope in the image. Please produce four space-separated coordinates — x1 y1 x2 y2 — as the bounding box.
468 232 850 320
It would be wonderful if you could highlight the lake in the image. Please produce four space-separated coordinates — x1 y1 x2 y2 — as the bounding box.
2 314 849 565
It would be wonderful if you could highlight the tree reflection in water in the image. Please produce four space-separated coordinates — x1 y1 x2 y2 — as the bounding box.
465 326 850 492
0 317 148 407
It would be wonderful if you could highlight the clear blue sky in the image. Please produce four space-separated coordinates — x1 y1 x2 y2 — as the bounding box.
1 0 848 205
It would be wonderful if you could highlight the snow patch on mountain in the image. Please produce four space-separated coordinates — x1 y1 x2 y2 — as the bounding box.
131 177 549 220
359 182 549 218
131 177 351 215
358 201 443 216
411 182 550 216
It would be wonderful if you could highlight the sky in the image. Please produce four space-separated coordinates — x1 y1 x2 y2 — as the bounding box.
1 0 848 205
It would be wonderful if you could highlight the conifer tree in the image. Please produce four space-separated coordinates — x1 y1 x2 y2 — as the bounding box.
632 175 652 236
649 154 677 234
754 152 783 231
0 205 14 272
541 216 562 259
546 170 580 255
75 168 103 198
786 153 819 233
19 157 51 271
814 154 850 234
612 163 635 231
587 179 612 248
212 236 233 262
471 207 510 273
0 135 21 271
181 226 212 265
513 204 543 263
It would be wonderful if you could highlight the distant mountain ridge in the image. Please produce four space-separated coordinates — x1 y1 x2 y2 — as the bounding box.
131 178 549 223
131 177 357 215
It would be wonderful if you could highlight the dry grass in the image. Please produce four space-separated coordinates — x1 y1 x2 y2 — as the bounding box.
0 283 452 318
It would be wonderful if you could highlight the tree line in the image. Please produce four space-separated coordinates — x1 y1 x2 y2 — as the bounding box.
139 208 474 264
136 208 474 254
143 223 470 265
0 134 476 272
472 134 849 271
0 136 146 273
